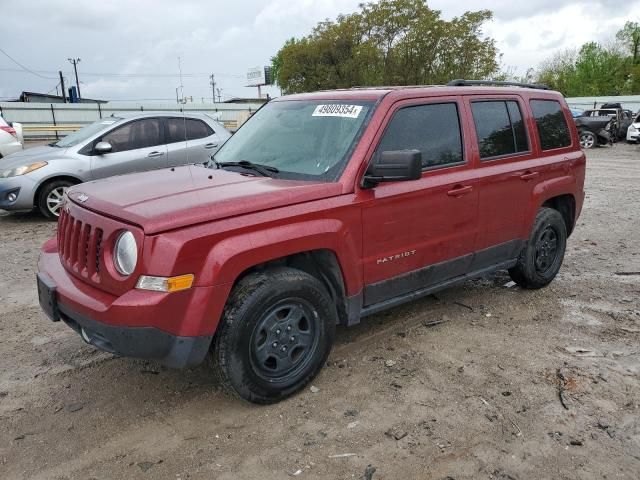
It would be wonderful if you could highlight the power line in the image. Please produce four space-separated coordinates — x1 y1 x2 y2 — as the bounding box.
0 66 245 78
0 48 58 80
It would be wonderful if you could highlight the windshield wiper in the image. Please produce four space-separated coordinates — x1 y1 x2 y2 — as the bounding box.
214 160 279 177
48 142 61 147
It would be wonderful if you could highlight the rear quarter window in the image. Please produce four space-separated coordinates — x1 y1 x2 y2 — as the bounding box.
530 100 571 151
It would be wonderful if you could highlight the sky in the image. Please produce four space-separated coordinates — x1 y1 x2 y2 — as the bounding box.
0 0 638 103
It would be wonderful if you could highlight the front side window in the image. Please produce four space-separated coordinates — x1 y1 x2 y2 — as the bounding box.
213 100 374 181
530 100 571 151
102 119 163 153
471 100 529 160
375 103 464 169
166 118 213 144
53 117 123 148
186 119 213 140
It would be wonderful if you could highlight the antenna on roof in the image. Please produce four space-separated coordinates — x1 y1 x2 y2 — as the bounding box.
177 56 188 163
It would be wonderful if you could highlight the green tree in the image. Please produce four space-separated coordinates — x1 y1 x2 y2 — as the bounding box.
271 0 499 93
535 23 638 96
616 21 640 64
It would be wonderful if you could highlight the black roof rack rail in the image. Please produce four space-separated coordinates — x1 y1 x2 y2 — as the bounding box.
447 79 549 90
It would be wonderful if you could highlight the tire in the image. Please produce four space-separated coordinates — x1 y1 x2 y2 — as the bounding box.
509 207 567 289
211 267 337 404
37 179 75 220
579 130 597 149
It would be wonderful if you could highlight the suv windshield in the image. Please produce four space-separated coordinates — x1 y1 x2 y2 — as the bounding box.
53 117 122 148
213 100 374 181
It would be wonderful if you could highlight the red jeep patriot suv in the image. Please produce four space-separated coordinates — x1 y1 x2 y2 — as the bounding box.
37 80 586 403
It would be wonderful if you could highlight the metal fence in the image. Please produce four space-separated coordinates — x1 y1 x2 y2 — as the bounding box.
565 95 640 113
3 95 638 141
0 101 263 140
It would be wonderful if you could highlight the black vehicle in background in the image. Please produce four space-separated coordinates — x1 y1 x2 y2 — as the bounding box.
574 105 632 148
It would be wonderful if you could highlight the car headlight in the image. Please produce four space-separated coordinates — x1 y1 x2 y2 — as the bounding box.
630 126 638 132
114 231 137 276
0 161 48 178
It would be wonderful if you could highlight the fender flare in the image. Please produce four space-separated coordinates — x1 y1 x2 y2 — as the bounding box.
197 218 361 295
526 176 576 234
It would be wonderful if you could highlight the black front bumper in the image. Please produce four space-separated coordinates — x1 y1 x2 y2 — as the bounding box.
57 302 212 369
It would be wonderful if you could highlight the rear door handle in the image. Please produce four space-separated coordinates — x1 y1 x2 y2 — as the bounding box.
204 143 219 149
147 151 165 158
520 171 540 181
447 185 473 197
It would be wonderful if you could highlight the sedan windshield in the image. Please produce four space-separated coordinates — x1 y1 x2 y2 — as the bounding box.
53 117 122 148
213 100 374 181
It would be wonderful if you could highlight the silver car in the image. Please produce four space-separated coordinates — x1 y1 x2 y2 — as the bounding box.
0 112 230 218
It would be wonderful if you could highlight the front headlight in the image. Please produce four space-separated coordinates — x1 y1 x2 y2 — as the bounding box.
114 231 137 276
0 161 48 178
630 126 638 133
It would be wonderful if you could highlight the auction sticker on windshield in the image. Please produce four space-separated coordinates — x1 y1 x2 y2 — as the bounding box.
312 104 363 118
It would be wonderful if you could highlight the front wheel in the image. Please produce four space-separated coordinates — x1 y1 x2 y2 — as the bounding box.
509 207 567 289
579 130 597 149
211 267 337 404
37 179 75 220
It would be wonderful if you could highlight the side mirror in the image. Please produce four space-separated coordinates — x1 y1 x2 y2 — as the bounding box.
94 141 112 154
363 150 422 188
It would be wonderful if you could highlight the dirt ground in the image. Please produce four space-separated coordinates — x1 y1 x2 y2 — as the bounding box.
0 143 639 480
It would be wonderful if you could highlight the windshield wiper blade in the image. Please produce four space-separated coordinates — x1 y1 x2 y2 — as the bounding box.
215 160 279 177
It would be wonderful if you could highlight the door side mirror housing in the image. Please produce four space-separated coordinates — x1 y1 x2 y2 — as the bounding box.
94 141 112 154
363 149 422 188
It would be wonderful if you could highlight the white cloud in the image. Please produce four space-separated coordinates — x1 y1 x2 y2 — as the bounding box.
1 0 638 101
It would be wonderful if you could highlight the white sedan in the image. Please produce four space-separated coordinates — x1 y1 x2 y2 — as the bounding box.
0 114 23 158
627 114 640 143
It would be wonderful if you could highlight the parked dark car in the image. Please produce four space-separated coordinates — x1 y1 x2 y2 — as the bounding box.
577 108 632 142
574 114 616 149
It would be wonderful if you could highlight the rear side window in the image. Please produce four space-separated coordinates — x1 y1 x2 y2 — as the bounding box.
166 118 214 144
471 100 529 160
376 103 464 169
530 100 571 150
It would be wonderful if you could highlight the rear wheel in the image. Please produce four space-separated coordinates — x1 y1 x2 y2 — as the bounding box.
579 130 597 149
509 207 567 289
211 267 336 404
37 179 75 220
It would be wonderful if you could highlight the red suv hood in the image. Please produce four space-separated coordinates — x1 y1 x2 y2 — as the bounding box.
67 165 342 234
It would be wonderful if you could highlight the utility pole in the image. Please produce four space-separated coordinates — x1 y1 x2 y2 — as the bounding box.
67 58 81 99
210 74 216 103
58 71 67 103
216 88 222 103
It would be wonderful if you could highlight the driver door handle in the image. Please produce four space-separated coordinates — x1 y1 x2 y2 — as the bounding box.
204 143 219 149
447 185 473 197
147 151 165 158
520 171 540 181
